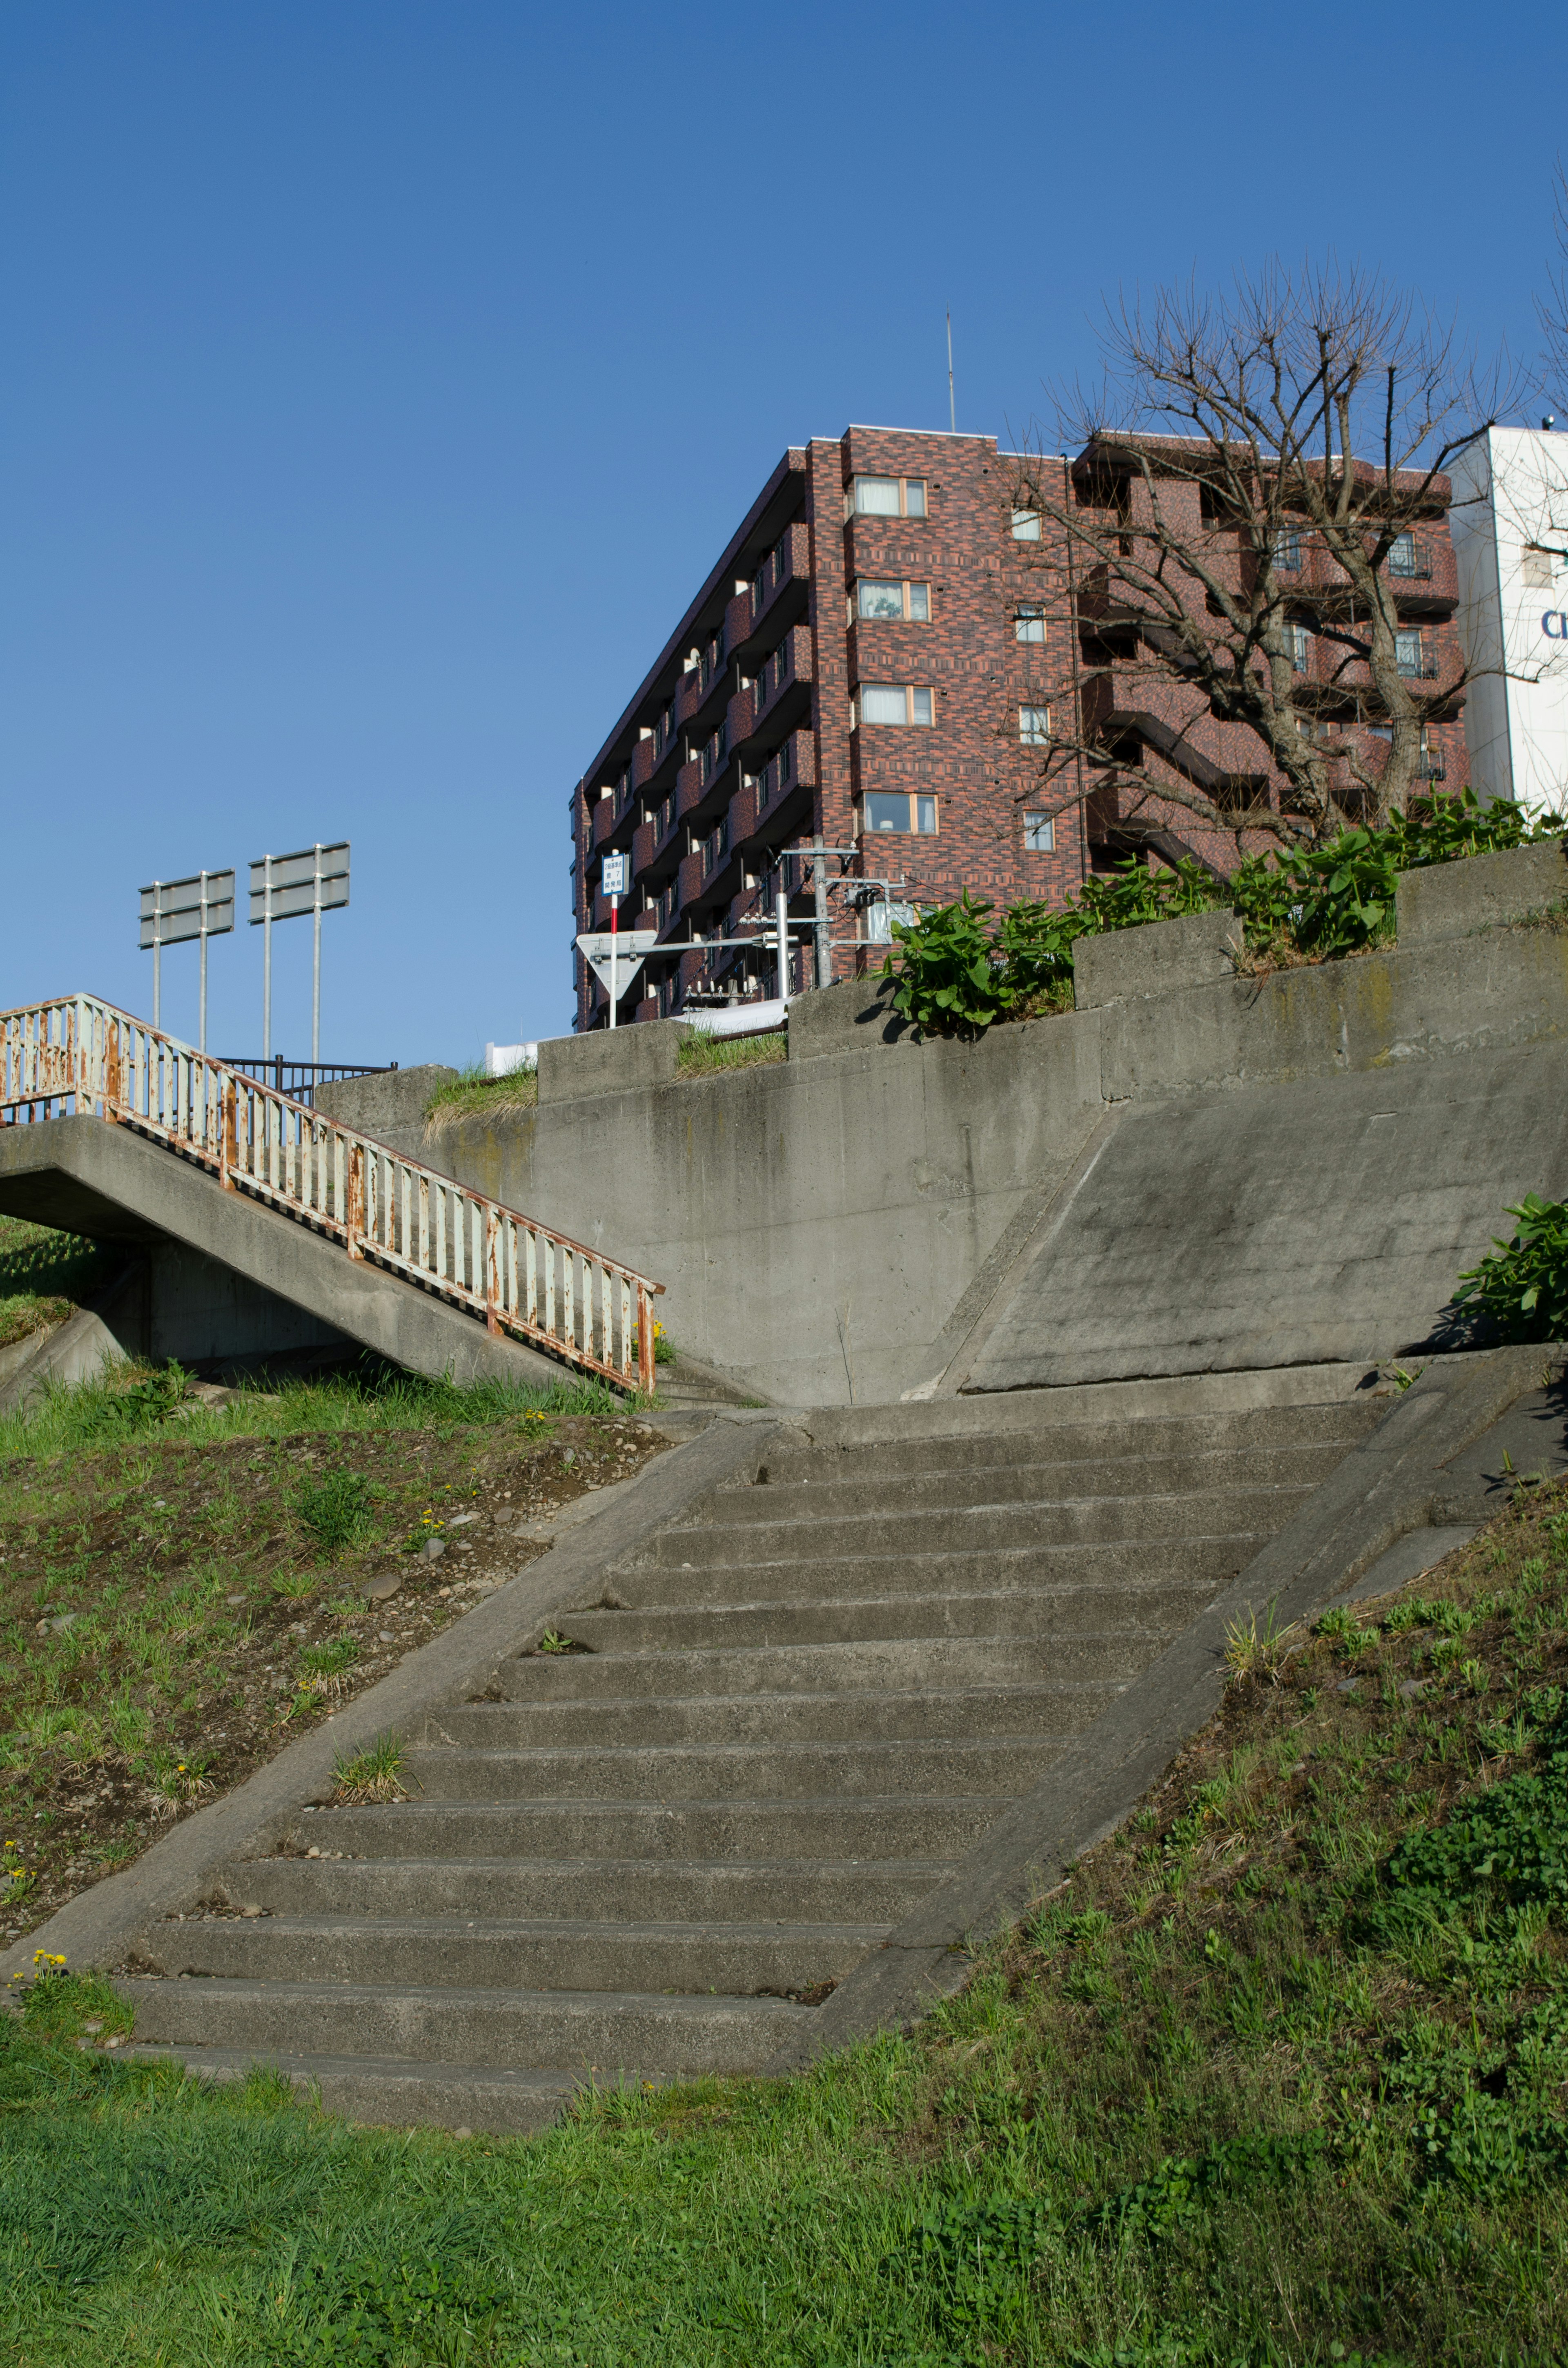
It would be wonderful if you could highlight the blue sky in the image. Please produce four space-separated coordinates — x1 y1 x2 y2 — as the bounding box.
2 1 1562 1064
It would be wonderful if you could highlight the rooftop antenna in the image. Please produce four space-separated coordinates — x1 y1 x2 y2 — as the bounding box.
946 310 956 433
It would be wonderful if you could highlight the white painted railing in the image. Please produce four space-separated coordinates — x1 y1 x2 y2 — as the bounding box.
0 995 662 1394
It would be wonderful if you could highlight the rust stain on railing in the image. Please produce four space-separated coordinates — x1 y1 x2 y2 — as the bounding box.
0 995 663 1394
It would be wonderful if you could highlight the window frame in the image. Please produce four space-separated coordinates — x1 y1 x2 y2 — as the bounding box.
858 683 934 729
1011 508 1042 542
855 578 932 623
1014 603 1046 644
848 474 929 520
1018 702 1051 747
1023 810 1056 853
862 791 939 837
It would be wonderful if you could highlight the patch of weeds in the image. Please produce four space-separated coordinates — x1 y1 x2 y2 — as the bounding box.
332 1733 407 1805
294 1469 374 1558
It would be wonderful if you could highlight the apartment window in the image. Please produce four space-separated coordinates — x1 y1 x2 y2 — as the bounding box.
1272 528 1302 572
859 684 933 727
850 475 927 518
1011 508 1042 541
1285 620 1311 673
856 579 931 621
1019 704 1050 747
1395 627 1428 678
864 792 938 835
1522 545 1555 589
1023 811 1055 852
1015 604 1045 643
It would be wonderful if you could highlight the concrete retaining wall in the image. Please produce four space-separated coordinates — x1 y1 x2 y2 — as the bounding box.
307 843 1568 1407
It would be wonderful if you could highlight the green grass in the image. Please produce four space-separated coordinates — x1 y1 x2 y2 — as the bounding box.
675 1029 786 1079
424 1064 539 1124
0 1216 115 1351
0 1357 659 1943
3 1478 1568 2361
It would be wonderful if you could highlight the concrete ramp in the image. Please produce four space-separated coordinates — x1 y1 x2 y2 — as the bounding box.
961 1042 1568 1393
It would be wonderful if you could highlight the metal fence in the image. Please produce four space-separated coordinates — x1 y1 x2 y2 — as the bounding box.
220 1056 398 1110
0 996 662 1393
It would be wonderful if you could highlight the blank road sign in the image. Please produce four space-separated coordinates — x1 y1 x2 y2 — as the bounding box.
139 872 236 948
249 844 350 924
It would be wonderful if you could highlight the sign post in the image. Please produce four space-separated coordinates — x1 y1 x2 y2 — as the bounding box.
248 843 350 1063
601 852 629 1028
138 871 236 1048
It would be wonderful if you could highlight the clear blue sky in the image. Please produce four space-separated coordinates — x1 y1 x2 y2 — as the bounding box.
2 2 1561 1066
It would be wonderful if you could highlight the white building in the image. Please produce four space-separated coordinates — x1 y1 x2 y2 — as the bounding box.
1452 425 1568 816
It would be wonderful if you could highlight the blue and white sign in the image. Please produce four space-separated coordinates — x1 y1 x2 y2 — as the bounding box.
601 852 629 897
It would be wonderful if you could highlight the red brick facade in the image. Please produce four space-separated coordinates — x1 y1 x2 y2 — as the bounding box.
569 427 1466 1028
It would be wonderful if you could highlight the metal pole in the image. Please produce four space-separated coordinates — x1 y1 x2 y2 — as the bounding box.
775 878 789 1001
199 878 208 1055
152 894 161 1035
261 855 273 1061
608 894 619 1029
947 311 956 435
812 834 830 988
312 846 322 1067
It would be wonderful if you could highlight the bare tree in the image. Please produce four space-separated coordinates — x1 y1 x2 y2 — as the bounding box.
1009 262 1516 853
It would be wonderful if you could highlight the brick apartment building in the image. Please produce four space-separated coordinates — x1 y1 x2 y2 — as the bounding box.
569 426 1466 1029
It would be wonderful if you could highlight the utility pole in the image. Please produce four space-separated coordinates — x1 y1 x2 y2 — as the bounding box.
947 312 956 434
812 834 831 988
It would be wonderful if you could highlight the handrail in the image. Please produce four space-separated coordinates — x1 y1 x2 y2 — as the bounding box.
0 995 662 1394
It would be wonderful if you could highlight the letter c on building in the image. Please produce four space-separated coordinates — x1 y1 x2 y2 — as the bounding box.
1545 612 1564 638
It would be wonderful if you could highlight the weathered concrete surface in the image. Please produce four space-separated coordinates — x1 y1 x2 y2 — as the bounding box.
0 1304 123 1416
315 1065 457 1163
538 1021 691 1103
418 1012 1107 1406
0 1117 561 1390
1074 909 1245 1009
787 974 911 1058
963 1044 1568 1392
1396 836 1568 943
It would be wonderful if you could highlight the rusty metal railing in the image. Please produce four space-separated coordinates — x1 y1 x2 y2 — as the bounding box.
0 996 662 1394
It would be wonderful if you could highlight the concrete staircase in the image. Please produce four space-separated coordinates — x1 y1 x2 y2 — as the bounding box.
118 1387 1381 2127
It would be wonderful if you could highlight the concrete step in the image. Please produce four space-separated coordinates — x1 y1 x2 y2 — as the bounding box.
595 1534 1254 1610
294 1793 992 1862
490 1633 1158 1702
752 1400 1379 1483
559 1578 1221 1653
398 1733 1065 1803
427 1681 1118 1750
117 1975 808 2075
708 1441 1350 1521
219 1854 949 1927
151 1915 883 1996
642 1483 1318 1567
122 2045 581 2134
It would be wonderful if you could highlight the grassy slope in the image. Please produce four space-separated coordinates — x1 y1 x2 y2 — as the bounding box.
0 1362 660 1946
423 1033 785 1127
0 1216 115 1350
0 1471 1566 2362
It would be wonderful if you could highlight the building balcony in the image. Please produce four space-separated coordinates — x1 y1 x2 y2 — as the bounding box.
747 521 810 639
591 798 620 852
753 624 813 729
727 682 757 747
631 734 659 792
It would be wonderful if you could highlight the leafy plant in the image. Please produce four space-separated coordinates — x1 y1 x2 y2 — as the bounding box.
881 891 1012 1039
1454 1193 1568 1343
294 1469 374 1558
75 1362 192 1440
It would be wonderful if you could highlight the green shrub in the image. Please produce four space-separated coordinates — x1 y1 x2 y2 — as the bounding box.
1454 1193 1568 1343
880 797 1566 1040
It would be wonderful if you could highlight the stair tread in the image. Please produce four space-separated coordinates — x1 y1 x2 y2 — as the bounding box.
174 1913 893 1942
124 2044 588 2093
117 1974 813 2019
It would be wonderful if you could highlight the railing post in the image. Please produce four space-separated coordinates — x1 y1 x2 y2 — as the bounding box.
220 1075 237 1188
484 1206 500 1335
346 1142 364 1258
638 1283 656 1394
